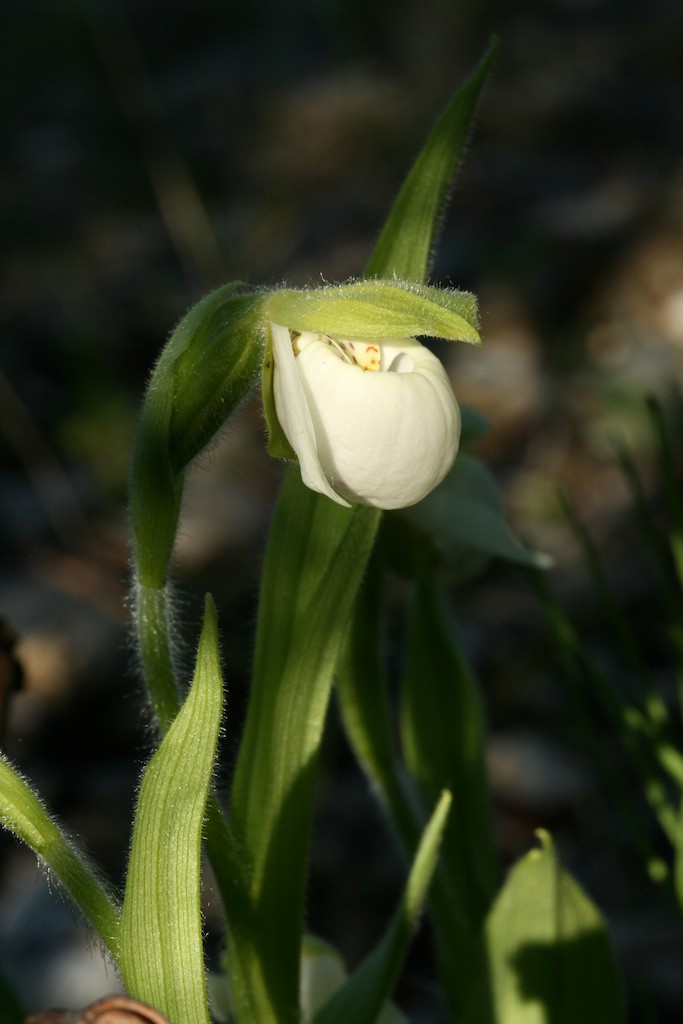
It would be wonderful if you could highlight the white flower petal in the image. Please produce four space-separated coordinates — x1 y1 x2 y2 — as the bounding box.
270 322 350 506
273 328 460 509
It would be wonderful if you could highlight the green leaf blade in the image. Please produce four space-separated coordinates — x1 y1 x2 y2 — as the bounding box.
464 831 625 1024
228 469 381 1024
313 791 452 1024
0 756 120 958
364 38 500 283
120 595 224 1024
398 454 551 584
400 581 497 928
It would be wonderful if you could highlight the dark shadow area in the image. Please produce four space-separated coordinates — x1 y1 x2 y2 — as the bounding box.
509 931 624 1024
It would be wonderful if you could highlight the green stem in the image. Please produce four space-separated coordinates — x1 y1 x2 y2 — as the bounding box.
0 757 120 959
134 582 182 734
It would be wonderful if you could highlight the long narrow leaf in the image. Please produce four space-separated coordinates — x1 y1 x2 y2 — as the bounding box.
120 596 223 1024
313 791 452 1024
364 38 499 283
228 469 381 1024
398 580 497 1018
336 567 477 1019
0 756 120 958
335 556 419 844
400 581 497 926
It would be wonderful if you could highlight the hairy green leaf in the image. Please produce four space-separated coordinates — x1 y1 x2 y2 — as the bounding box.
0 756 120 958
364 38 499 283
120 596 223 1024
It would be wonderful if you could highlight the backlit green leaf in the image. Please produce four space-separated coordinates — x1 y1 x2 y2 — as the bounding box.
120 596 224 1024
0 756 120 958
227 469 381 1024
463 831 625 1024
364 38 500 283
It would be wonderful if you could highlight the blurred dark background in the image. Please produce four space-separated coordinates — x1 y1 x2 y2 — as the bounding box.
1 0 682 1018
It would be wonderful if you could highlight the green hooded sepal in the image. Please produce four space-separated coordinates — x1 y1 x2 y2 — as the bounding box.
265 279 480 346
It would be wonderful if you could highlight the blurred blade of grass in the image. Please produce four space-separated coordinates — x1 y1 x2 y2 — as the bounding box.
559 493 669 726
647 397 683 590
615 438 683 694
529 568 675 888
675 797 683 909
88 5 226 286
646 398 683 718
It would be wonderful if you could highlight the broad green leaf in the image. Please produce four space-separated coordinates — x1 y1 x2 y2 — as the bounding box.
0 756 120 958
463 831 625 1024
313 791 451 1024
400 581 497 930
228 469 381 1024
364 38 500 283
394 453 550 583
120 596 223 1024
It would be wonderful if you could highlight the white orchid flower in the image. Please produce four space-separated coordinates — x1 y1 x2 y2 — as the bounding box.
271 324 460 509
263 280 481 509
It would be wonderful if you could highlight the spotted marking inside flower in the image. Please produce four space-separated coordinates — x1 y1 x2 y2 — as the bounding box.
291 331 381 371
